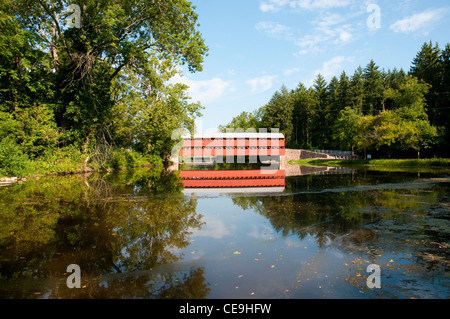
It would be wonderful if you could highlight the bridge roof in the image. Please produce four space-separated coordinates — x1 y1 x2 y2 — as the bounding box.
181 133 285 139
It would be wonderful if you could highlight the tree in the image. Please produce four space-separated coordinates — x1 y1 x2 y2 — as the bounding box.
260 85 294 145
349 67 365 114
438 43 450 156
410 41 442 126
356 115 376 159
291 82 314 148
0 9 58 160
8 0 208 156
383 68 407 110
309 74 330 148
363 60 384 115
336 71 352 109
366 76 438 158
333 106 360 152
218 109 262 132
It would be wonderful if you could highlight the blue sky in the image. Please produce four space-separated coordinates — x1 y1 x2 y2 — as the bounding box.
173 0 450 131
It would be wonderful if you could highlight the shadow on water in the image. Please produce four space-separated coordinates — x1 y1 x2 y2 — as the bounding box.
0 166 449 299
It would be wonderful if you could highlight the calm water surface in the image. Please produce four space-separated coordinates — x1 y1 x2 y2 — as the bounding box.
0 166 449 299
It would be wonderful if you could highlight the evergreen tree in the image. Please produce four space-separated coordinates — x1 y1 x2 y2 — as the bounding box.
310 74 330 148
410 41 442 125
291 82 313 148
363 60 384 115
439 44 450 156
349 66 365 114
260 85 294 145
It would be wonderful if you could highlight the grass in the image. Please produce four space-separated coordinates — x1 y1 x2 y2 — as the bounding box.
288 158 450 169
0 146 164 178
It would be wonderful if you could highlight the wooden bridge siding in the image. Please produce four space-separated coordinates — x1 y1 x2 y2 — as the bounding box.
180 169 286 188
179 169 285 179
180 138 285 157
182 179 285 188
181 138 285 147
180 149 285 156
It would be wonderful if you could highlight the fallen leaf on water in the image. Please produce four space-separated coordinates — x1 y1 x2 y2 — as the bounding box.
269 265 275 269
238 275 244 278
233 251 241 255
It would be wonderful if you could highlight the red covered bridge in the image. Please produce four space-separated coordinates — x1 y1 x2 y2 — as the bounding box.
179 169 285 188
179 133 285 158
172 133 286 190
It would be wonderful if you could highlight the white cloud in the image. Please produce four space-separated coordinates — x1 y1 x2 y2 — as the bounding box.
294 0 352 10
260 0 290 12
246 75 277 94
316 56 346 78
390 8 448 34
283 67 301 76
255 21 293 40
194 215 231 239
338 30 353 42
295 33 328 54
171 73 232 104
315 12 346 28
306 56 349 86
260 0 352 12
293 13 354 54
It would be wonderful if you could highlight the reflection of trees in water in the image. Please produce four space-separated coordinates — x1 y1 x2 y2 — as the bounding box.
232 173 441 249
232 174 449 298
0 169 208 298
50 267 210 299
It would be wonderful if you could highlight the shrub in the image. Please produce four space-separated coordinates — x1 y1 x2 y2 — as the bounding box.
0 137 30 176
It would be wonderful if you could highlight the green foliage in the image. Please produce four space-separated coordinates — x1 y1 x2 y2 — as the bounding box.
0 137 29 176
218 110 262 132
14 104 60 157
260 85 294 144
333 106 360 151
220 43 448 158
108 148 162 170
290 158 450 169
0 1 208 176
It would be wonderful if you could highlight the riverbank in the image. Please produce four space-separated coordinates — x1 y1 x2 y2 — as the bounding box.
288 158 450 170
0 146 166 180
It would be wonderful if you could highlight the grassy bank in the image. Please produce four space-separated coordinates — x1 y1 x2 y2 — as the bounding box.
0 145 164 178
288 158 450 169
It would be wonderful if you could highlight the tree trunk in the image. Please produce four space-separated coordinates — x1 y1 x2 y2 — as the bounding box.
51 16 59 70
83 134 90 171
13 56 19 112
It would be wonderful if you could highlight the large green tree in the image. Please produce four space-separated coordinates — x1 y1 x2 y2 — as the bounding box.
3 0 208 161
409 41 448 156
